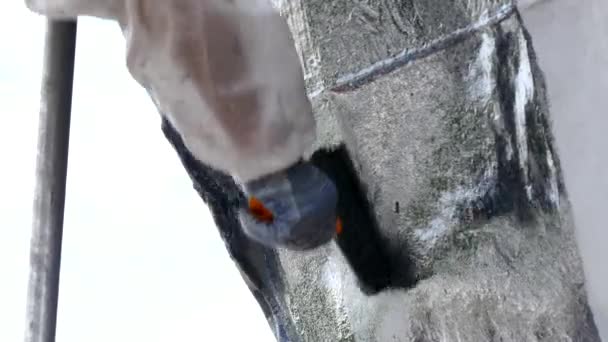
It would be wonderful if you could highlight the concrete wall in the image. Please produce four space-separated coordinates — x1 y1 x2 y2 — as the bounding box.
159 1 605 340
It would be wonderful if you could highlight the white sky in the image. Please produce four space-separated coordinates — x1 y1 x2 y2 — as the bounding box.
0 3 274 342
1 2 606 342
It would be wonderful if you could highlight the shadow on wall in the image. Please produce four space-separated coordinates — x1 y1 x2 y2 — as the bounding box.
521 1 608 340
311 146 418 294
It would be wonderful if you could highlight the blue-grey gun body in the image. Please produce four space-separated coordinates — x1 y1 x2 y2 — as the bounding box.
239 162 338 250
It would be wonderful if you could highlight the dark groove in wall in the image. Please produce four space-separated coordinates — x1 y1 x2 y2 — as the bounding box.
311 146 418 295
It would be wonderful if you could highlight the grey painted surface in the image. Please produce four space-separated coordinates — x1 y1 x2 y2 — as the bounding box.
161 0 602 340
522 1 608 340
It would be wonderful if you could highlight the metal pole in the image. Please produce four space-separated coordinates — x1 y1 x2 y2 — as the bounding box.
25 19 77 342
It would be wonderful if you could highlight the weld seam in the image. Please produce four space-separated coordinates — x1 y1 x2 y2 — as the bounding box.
312 4 518 94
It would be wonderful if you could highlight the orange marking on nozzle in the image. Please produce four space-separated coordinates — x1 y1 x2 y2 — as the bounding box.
336 217 344 235
248 197 274 223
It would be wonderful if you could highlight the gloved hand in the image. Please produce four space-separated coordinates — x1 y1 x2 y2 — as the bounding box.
239 162 339 250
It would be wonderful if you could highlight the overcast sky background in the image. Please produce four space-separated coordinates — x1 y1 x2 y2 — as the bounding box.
0 3 274 341
1 2 606 342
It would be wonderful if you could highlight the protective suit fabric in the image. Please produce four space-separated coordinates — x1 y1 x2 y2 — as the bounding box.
26 0 316 182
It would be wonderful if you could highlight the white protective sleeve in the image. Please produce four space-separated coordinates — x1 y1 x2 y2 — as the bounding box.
25 0 316 183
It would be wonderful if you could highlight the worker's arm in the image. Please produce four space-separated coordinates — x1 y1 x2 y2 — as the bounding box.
26 0 123 21
26 0 316 183
26 0 338 250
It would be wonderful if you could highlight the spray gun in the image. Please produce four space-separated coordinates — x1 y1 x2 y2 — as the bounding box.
239 148 399 295
238 161 341 251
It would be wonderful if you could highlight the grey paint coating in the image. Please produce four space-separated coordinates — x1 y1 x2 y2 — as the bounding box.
161 0 602 341
521 1 608 340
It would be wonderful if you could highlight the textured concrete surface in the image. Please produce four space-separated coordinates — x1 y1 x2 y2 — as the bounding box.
161 1 601 341
521 1 608 340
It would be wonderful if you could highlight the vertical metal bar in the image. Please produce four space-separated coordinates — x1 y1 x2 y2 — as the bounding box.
25 19 77 342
